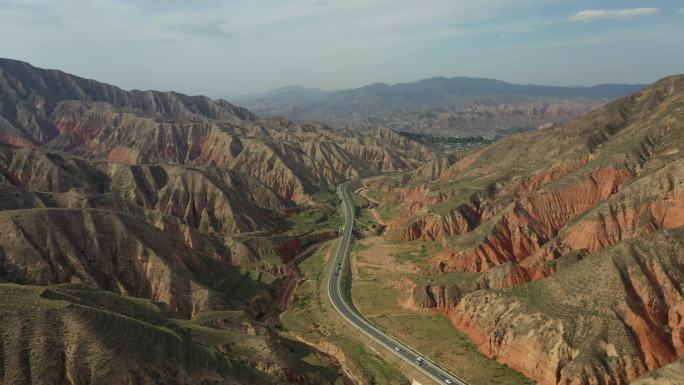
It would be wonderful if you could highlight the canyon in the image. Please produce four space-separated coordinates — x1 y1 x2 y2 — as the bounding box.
1 56 682 385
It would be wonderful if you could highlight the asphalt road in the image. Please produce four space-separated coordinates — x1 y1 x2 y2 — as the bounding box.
327 182 470 385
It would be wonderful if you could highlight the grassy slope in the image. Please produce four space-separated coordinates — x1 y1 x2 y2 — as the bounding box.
0 283 344 385
280 240 410 385
283 188 345 236
0 283 233 383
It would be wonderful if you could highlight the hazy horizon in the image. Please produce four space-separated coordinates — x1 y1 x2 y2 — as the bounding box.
1 0 682 97
228 76 650 101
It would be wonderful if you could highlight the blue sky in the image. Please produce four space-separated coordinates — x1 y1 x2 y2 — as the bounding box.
0 0 682 97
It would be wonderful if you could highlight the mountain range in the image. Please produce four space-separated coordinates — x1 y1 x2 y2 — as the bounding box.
236 77 644 137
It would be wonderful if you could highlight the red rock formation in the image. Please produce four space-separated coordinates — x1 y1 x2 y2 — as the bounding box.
108 146 141 164
447 230 684 385
430 168 631 275
669 301 684 356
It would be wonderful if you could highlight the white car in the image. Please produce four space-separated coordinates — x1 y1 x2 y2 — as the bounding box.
394 347 401 352
445 380 452 384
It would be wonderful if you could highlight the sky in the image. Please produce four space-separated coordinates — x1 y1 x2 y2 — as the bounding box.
0 0 683 98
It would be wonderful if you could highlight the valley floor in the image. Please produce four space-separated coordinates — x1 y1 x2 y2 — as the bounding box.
348 234 533 385
279 189 535 385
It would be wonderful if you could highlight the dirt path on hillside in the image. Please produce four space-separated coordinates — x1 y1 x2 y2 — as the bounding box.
368 208 386 226
359 189 383 206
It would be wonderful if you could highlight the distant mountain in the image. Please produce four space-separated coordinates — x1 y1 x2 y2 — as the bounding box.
238 77 645 137
234 85 331 109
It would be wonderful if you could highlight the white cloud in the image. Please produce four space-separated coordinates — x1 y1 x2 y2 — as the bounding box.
570 8 660 23
1 0 680 96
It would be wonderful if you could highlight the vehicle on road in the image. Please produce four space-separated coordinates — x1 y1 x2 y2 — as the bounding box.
330 182 468 385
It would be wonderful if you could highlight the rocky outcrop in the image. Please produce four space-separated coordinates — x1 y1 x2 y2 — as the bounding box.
450 231 684 385
0 58 255 144
543 158 684 260
0 145 287 234
412 284 463 310
440 167 631 273
0 208 234 317
630 359 684 384
0 59 434 385
391 205 478 242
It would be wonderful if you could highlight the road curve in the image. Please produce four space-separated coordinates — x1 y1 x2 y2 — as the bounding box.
328 182 471 385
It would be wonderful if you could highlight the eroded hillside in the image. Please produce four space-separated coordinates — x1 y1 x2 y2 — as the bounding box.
360 75 684 385
0 58 436 385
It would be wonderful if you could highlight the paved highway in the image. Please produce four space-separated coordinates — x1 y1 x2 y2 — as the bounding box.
328 182 470 385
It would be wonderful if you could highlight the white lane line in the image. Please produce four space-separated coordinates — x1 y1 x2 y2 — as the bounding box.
328 181 472 385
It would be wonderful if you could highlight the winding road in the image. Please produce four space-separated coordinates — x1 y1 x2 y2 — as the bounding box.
327 181 470 385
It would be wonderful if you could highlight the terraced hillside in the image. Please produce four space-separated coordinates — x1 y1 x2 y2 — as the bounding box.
359 75 684 385
0 59 435 385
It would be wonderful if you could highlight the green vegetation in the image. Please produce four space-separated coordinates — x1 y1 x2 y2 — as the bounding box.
493 126 535 139
446 213 499 251
0 283 231 377
352 193 383 234
216 266 276 303
349 237 534 385
170 318 238 348
427 174 501 214
362 189 392 202
398 131 494 145
424 271 482 286
371 314 534 385
0 282 348 384
391 241 443 266
283 191 345 236
280 240 409 385
310 187 339 204
375 201 400 221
